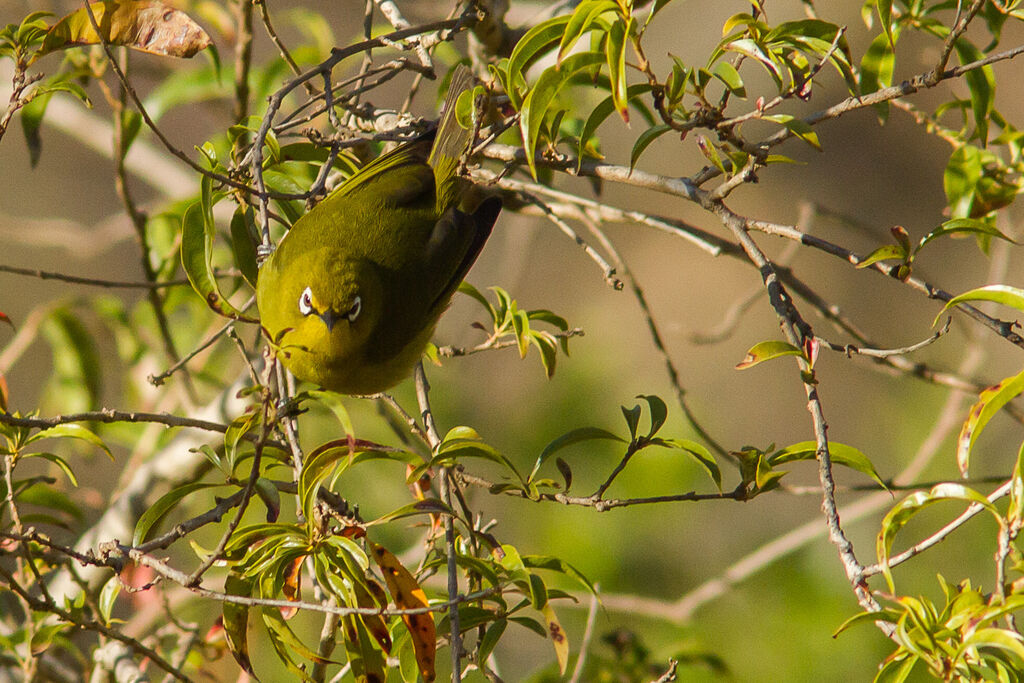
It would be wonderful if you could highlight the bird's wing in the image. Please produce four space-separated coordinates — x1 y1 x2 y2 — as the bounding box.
423 196 503 314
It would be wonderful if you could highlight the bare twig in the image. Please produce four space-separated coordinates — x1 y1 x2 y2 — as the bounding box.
415 363 463 682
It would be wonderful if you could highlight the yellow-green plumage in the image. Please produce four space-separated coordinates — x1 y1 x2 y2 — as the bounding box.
256 67 501 394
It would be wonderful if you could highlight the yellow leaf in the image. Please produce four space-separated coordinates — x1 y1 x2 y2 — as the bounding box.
370 542 436 682
542 603 569 674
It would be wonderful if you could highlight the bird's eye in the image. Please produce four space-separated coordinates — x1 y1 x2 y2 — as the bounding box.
344 296 362 322
298 287 314 316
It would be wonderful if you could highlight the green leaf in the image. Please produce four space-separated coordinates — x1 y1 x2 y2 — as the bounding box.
523 554 598 595
735 340 804 369
19 87 53 167
637 394 667 438
723 38 782 87
224 410 259 470
958 628 1024 664
229 207 259 290
97 576 120 624
621 403 642 440
856 243 907 268
507 15 572 108
370 498 454 526
477 618 507 666
558 0 618 64
133 482 225 545
877 483 1000 591
654 438 721 488
877 0 895 47
944 145 984 219
859 32 895 121
956 368 1024 477
762 114 821 150
916 217 1017 254
22 452 77 486
933 285 1024 326
181 197 250 320
577 83 652 168
306 390 355 441
223 572 256 676
712 61 746 97
954 39 995 145
770 440 887 489
605 17 630 121
1009 441 1024 525
27 423 112 459
41 310 102 412
519 51 606 179
530 426 625 481
874 652 918 683
630 124 672 171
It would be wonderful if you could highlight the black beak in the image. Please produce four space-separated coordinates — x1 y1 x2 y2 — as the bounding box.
318 309 340 332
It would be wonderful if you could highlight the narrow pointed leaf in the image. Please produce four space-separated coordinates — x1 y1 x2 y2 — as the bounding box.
735 340 803 369
957 368 1024 476
933 285 1024 326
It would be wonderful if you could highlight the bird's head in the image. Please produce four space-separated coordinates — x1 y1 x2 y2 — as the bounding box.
286 258 383 357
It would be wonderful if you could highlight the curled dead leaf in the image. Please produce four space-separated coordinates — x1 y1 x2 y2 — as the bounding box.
38 1 211 60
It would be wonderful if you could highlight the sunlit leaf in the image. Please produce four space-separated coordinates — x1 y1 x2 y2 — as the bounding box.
713 61 746 97
558 0 617 64
933 285 1024 326
507 15 572 108
770 440 886 489
877 483 999 591
519 51 606 179
856 243 907 269
762 114 821 150
956 368 1024 476
542 603 569 674
859 32 894 122
916 217 1017 254
605 17 631 121
735 340 804 369
27 423 112 460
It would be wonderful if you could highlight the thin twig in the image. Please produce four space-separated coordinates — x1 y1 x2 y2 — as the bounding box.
415 363 463 682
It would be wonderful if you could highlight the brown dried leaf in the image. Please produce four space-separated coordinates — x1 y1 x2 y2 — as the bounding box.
370 542 435 682
38 1 211 59
280 555 303 620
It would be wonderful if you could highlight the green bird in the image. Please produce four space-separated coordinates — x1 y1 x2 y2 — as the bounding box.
256 66 501 394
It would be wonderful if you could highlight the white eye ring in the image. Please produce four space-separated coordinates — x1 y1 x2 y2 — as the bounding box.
344 296 362 322
298 287 314 316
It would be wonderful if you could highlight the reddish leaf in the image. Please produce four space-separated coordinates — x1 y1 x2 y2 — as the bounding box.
280 555 303 620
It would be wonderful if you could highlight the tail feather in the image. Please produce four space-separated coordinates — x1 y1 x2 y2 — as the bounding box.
429 65 476 206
